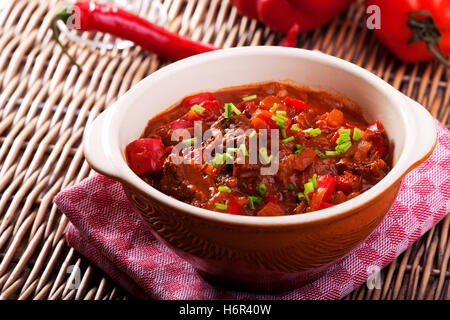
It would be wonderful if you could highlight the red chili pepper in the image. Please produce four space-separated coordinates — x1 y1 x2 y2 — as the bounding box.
227 195 242 215
367 120 384 132
51 1 218 70
283 97 307 112
232 0 354 33
125 138 165 175
316 174 335 202
281 24 300 47
365 0 450 66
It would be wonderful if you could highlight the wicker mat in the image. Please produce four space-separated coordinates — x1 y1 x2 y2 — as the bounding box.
0 0 448 300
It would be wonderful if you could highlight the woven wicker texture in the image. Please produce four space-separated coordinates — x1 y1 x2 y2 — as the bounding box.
0 0 448 300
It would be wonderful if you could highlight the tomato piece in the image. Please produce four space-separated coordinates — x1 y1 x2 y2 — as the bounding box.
250 109 278 129
182 92 215 108
326 109 344 127
316 174 335 202
283 97 307 111
170 119 193 130
263 195 278 205
319 201 335 209
227 194 242 215
125 138 165 175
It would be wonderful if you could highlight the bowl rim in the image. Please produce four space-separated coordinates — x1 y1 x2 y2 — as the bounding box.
86 46 435 227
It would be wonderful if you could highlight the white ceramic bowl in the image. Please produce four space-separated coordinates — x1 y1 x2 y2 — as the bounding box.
84 47 437 291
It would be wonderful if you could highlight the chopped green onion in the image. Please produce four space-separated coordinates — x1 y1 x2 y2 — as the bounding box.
275 114 289 122
249 130 257 139
257 183 267 196
353 128 361 141
281 128 287 139
303 181 315 202
336 129 351 144
290 124 300 131
325 150 339 156
276 110 287 116
212 153 226 167
335 141 352 154
259 147 273 164
315 149 326 159
182 137 196 146
288 183 295 191
311 174 317 189
297 192 305 202
224 103 232 118
275 121 286 129
218 186 231 193
242 94 257 102
269 104 278 112
190 104 205 114
303 128 322 137
227 147 238 154
294 144 303 154
248 196 262 209
282 136 295 143
239 144 249 156
215 203 227 210
229 103 241 115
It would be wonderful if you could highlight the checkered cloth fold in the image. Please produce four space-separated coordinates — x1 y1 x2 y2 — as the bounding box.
54 120 450 299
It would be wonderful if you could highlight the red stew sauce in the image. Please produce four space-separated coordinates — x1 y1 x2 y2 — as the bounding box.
125 82 392 216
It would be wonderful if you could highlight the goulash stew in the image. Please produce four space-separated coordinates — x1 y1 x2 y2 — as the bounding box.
125 82 392 216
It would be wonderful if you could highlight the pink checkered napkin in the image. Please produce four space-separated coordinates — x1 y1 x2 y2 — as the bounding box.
54 120 450 300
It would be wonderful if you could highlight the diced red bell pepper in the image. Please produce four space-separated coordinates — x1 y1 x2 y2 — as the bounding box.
319 201 335 209
316 174 335 202
125 138 165 175
227 195 241 215
367 120 384 132
334 174 355 195
283 97 307 111
170 119 193 130
367 120 387 158
237 101 255 112
264 195 278 205
182 92 215 108
250 109 279 130
185 100 221 122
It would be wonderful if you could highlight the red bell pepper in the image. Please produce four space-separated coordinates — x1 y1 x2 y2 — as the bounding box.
283 97 307 112
227 195 242 215
182 93 216 108
281 24 300 47
316 174 335 202
125 138 165 175
232 0 354 34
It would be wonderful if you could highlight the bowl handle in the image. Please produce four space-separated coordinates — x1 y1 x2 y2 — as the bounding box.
83 108 122 180
401 93 437 173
